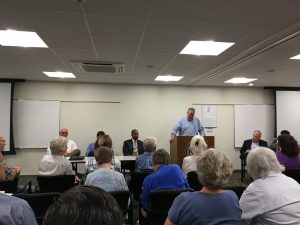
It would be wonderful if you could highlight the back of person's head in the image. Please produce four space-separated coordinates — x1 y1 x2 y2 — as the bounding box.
190 135 207 155
43 185 123 225
96 131 105 138
152 149 170 166
247 147 284 180
278 134 299 157
280 130 290 135
94 146 113 165
49 136 67 154
197 148 233 190
99 135 112 148
143 137 157 152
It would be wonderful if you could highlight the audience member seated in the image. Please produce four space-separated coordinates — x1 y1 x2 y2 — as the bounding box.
269 130 290 151
85 130 105 157
43 185 123 225
240 147 300 224
85 146 128 191
39 136 75 176
85 135 120 173
182 135 207 176
135 137 157 172
165 149 241 225
240 130 268 158
0 133 21 182
47 128 80 157
0 192 38 225
140 149 189 218
276 134 300 169
123 129 144 156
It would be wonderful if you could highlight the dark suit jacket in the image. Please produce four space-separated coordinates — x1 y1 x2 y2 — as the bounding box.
240 139 268 156
122 139 144 156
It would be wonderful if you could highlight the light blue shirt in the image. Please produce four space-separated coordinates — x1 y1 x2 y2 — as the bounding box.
85 168 128 192
0 193 38 225
171 116 205 136
135 152 153 171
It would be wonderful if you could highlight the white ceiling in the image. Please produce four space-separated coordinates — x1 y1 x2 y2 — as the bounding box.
0 0 300 87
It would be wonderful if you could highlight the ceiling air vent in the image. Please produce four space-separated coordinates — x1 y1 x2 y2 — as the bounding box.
70 60 125 74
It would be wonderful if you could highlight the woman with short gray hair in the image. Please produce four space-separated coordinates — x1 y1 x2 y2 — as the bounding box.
165 149 241 225
135 137 157 171
240 147 300 224
182 135 207 176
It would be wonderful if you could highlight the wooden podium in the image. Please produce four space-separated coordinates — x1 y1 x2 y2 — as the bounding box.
170 136 215 167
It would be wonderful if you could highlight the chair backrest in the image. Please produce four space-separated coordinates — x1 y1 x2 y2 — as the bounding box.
283 169 300 183
0 176 19 193
13 192 61 225
147 188 193 225
149 188 194 214
128 171 153 200
109 190 131 213
186 171 202 191
37 175 75 193
109 190 133 225
224 186 247 200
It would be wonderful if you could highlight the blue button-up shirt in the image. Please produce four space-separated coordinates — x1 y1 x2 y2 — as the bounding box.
171 116 205 136
0 193 38 225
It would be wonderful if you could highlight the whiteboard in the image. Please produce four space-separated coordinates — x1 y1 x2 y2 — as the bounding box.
13 100 60 148
0 83 11 152
234 105 274 148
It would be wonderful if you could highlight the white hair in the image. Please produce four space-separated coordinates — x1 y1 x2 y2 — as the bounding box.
247 147 284 180
143 137 157 152
190 135 207 154
197 148 233 189
49 136 67 154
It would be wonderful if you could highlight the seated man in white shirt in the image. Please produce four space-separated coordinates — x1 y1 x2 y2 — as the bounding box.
47 128 80 157
39 136 75 176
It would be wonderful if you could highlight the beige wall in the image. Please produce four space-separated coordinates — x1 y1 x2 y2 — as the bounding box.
5 81 274 175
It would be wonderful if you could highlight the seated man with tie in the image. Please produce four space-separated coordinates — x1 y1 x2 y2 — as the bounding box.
240 130 268 157
122 129 144 156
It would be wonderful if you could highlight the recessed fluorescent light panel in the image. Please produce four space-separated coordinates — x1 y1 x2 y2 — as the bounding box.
225 77 257 84
43 71 76 78
0 29 48 48
155 75 183 82
290 54 300 59
180 41 235 56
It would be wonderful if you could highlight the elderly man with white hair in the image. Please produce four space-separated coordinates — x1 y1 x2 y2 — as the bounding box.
39 136 75 176
182 135 207 176
240 147 300 224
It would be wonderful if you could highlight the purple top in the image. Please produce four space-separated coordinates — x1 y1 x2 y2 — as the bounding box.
276 151 300 169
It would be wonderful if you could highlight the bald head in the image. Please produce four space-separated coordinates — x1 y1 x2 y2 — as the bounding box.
59 128 69 137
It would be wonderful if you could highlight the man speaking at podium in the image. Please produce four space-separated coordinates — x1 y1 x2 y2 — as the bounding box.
170 107 205 142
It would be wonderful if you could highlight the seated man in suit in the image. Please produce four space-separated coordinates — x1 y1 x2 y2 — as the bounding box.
240 130 268 158
122 129 144 155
